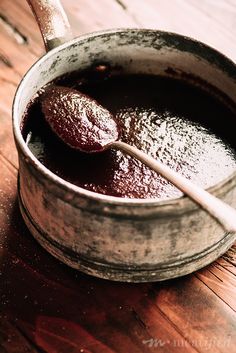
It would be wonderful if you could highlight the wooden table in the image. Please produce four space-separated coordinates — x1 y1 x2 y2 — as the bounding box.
0 1 236 352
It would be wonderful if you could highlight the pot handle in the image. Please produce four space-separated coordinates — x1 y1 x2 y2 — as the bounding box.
27 0 73 51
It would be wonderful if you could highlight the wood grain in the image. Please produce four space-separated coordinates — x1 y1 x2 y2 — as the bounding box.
0 1 236 352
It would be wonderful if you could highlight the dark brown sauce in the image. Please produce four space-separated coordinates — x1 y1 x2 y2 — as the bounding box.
22 72 236 199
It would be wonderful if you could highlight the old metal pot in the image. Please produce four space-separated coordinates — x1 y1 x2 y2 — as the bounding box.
13 0 236 282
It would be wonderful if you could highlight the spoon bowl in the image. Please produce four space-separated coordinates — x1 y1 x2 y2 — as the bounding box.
41 85 120 152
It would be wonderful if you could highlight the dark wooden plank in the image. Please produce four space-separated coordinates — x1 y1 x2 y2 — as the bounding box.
131 301 199 352
222 244 236 267
216 256 236 276
0 156 18 239
196 263 236 311
150 275 236 353
0 108 18 168
0 320 40 353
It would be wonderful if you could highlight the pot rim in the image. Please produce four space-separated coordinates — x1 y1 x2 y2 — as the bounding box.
12 28 236 207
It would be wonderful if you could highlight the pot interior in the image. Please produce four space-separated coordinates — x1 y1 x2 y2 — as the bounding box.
14 29 236 200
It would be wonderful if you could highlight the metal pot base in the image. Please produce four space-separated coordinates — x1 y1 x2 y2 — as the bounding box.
18 189 236 283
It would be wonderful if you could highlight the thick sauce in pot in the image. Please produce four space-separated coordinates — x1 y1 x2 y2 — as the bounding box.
22 71 236 199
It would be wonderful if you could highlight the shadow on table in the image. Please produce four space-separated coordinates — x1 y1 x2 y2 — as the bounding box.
0 198 197 352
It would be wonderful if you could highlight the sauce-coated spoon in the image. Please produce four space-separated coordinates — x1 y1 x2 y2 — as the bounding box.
41 85 236 233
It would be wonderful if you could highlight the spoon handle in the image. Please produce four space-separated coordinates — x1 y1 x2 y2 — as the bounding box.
111 140 236 233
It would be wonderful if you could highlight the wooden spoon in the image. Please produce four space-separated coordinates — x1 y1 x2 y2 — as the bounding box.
41 85 236 233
